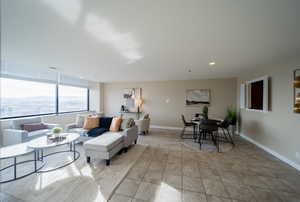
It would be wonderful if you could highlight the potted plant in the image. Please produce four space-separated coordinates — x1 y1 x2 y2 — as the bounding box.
227 106 237 136
52 127 63 138
202 105 208 120
227 106 237 125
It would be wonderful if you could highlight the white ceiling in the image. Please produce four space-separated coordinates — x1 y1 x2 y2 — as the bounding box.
2 0 300 82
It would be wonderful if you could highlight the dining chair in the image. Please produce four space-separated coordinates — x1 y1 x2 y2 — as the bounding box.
198 119 220 151
181 115 197 139
218 118 235 146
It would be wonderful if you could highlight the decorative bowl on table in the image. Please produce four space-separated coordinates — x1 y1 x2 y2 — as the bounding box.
47 127 66 142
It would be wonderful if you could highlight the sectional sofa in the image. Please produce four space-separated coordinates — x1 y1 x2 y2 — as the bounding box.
66 115 138 165
3 117 59 146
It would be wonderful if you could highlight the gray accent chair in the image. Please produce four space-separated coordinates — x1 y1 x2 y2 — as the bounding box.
3 117 59 146
135 114 150 135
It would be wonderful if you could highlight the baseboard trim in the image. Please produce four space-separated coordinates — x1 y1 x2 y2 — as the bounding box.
150 125 194 131
150 125 182 130
239 133 300 171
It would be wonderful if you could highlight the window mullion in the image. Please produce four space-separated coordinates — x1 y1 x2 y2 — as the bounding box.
56 84 59 114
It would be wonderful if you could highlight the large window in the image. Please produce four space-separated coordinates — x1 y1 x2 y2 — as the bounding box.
59 85 88 112
0 78 56 118
0 78 89 119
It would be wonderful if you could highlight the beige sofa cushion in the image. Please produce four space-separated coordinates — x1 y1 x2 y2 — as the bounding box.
83 116 99 130
110 117 122 132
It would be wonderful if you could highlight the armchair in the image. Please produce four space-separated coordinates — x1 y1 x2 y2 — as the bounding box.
135 114 150 135
3 117 59 146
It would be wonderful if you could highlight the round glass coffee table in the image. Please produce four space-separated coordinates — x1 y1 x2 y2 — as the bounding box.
27 133 80 172
0 143 44 183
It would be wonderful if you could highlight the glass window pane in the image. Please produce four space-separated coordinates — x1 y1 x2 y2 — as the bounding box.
58 85 88 112
0 78 56 118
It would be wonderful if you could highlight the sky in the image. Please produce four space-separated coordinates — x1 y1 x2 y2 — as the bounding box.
0 78 86 98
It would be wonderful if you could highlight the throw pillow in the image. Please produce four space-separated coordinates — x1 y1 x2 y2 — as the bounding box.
76 115 86 128
83 116 99 130
22 123 47 132
109 117 122 132
87 128 107 137
120 118 134 130
99 117 113 130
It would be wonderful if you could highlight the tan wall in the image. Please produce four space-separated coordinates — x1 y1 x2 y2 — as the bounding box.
237 60 300 166
104 78 237 128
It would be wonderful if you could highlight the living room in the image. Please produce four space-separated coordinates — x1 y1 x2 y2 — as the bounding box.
1 0 300 202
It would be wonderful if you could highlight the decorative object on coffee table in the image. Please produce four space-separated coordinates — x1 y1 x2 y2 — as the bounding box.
51 127 63 135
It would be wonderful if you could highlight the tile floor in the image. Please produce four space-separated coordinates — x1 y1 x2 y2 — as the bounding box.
110 129 300 202
1 129 300 202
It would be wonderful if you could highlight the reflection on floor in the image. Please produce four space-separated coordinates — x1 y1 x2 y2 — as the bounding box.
0 143 146 202
1 129 300 202
110 129 300 202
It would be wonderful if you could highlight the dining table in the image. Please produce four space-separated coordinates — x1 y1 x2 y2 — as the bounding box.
191 118 223 152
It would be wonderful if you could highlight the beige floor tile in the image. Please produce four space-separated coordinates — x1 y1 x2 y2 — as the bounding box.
135 159 151 169
165 162 182 176
127 167 148 181
275 191 300 202
183 165 201 178
225 183 255 201
183 176 205 193
163 174 182 189
258 176 294 192
115 179 140 197
182 190 207 202
109 194 132 202
206 195 232 202
203 179 229 198
199 168 221 180
241 175 269 189
135 182 160 201
143 170 163 184
219 171 243 185
249 187 282 202
153 183 182 202
148 161 165 172
132 199 147 202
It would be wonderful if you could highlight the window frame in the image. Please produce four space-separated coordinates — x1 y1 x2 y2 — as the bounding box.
57 84 90 114
0 78 90 120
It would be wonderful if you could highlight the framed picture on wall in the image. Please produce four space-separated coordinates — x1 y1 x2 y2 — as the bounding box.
123 88 141 111
186 89 210 106
123 88 141 99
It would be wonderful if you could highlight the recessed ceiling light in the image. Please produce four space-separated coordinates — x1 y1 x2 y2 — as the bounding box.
209 62 216 66
188 69 192 73
49 66 57 70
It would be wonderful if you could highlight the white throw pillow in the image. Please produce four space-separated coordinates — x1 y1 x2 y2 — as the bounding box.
76 115 86 128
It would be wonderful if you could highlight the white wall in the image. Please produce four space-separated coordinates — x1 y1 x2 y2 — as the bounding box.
237 59 300 169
